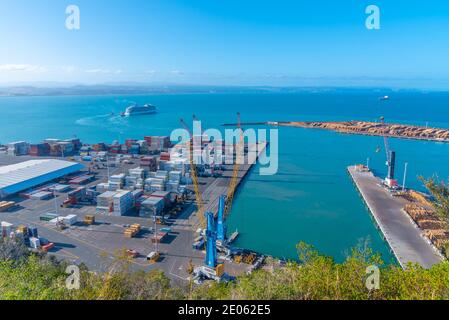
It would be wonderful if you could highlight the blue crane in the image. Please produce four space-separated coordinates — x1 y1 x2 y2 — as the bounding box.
205 211 217 268
380 116 398 188
216 195 227 243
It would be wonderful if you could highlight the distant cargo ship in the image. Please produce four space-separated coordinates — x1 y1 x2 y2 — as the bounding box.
121 104 156 117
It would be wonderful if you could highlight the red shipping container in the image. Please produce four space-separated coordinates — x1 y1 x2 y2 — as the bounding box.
42 243 55 252
160 152 170 161
125 139 137 148
151 232 167 243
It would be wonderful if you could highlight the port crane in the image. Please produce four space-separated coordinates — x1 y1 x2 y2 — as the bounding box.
181 116 225 282
216 195 227 243
188 112 243 216
191 211 225 283
181 114 243 282
224 112 244 217
380 116 398 188
185 113 242 242
215 112 244 244
180 118 206 229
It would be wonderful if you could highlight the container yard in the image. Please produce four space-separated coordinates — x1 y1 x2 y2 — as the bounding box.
0 132 268 283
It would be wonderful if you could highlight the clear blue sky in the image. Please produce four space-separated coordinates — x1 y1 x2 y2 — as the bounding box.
1 0 449 88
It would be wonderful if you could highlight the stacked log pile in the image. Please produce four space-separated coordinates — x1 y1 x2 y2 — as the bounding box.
280 121 449 142
404 202 449 257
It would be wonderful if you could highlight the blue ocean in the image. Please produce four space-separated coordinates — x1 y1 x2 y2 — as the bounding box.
2 91 449 262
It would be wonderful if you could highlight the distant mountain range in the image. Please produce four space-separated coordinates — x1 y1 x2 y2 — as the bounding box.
0 84 424 97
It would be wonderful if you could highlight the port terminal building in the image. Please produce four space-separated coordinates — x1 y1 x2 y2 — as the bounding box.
0 159 84 199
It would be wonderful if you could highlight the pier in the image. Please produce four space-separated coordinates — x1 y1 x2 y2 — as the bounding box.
348 165 443 269
189 142 268 229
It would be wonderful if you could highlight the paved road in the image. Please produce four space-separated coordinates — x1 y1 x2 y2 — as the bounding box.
348 166 443 268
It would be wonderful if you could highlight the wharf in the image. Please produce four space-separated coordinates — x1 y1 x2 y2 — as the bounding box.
348 165 443 269
190 142 268 229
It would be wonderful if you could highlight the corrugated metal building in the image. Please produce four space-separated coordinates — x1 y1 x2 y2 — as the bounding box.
0 159 85 199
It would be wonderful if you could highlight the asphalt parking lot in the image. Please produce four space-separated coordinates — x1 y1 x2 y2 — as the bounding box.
0 153 250 283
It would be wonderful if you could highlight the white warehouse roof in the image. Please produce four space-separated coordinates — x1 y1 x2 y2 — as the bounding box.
0 159 84 198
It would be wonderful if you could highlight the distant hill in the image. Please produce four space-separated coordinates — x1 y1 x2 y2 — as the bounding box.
0 84 418 97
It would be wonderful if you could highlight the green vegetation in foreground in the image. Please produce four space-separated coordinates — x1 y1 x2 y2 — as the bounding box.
420 176 449 227
1 238 449 300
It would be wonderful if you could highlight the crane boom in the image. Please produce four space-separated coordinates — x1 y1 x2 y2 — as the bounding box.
384 136 391 162
180 118 206 229
225 112 244 216
380 116 397 187
380 116 391 161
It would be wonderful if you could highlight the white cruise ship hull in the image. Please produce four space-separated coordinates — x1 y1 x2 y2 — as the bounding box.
123 110 157 117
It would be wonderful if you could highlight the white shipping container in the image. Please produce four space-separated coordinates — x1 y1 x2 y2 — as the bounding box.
49 217 65 225
155 170 168 179
63 214 77 225
108 182 122 191
169 171 182 182
109 174 125 183
96 183 110 193
30 191 53 200
166 182 180 192
30 237 41 249
50 184 71 192
145 177 164 185
112 190 134 216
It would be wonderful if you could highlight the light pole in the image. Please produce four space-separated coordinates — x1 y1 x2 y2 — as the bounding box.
106 155 110 180
153 213 158 254
53 190 58 215
402 162 408 191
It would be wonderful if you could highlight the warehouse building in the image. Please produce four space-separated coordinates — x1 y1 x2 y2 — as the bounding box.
0 159 84 199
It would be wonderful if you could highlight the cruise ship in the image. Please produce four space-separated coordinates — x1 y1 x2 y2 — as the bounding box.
121 104 156 117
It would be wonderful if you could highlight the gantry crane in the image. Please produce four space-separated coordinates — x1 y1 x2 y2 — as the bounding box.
380 116 398 188
184 114 243 282
182 117 225 282
192 210 225 283
216 113 243 244
186 112 243 219
180 118 206 229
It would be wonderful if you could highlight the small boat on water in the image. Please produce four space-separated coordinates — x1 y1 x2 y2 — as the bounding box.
379 95 390 101
121 104 156 117
228 229 239 244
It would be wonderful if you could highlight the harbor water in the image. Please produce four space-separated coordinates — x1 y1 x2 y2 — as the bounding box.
2 92 449 262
